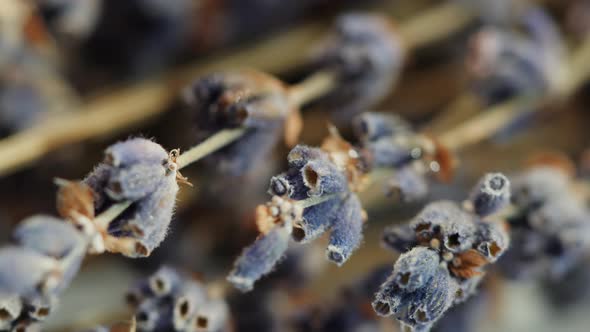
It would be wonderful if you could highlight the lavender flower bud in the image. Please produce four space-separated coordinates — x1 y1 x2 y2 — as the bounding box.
294 199 340 243
268 171 307 199
310 13 405 115
185 70 292 175
301 159 348 197
510 166 570 208
326 195 365 265
386 166 429 203
403 267 458 330
410 201 475 252
352 112 411 142
364 137 416 169
228 223 291 292
13 215 86 259
474 222 509 263
191 298 229 332
84 138 179 257
0 247 60 301
391 247 440 293
173 280 207 330
469 173 510 217
0 293 22 330
149 266 182 297
381 224 418 253
105 138 169 168
287 145 329 170
135 297 169 332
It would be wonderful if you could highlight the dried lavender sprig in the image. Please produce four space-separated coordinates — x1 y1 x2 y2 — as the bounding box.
373 173 512 332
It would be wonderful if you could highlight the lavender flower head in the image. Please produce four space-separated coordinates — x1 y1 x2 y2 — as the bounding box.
353 112 453 202
466 6 564 104
501 166 590 280
0 215 89 330
127 266 229 332
184 69 297 175
229 129 368 291
374 173 511 331
309 13 405 116
84 138 180 258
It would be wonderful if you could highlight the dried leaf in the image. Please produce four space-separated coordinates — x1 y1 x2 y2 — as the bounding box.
55 179 95 221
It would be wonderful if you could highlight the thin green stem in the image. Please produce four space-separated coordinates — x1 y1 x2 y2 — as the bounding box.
176 128 247 169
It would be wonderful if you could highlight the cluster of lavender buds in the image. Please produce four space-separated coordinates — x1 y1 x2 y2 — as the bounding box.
353 112 453 202
0 214 87 331
466 6 564 104
0 137 182 330
228 128 368 291
373 173 511 331
500 165 590 280
83 137 180 257
183 69 296 176
125 266 229 332
309 13 405 116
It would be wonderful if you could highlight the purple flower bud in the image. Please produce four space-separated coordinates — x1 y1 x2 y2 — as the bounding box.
191 298 230 332
227 223 291 292
382 224 418 253
391 247 440 292
184 70 291 176
467 7 563 106
149 266 182 297
386 166 429 203
135 297 170 332
173 280 208 330
0 247 60 301
293 199 340 243
353 112 411 142
326 195 365 265
469 173 510 217
474 221 510 263
287 145 329 170
402 267 458 330
410 201 475 252
13 215 86 259
0 293 22 330
301 159 348 197
510 166 570 208
84 138 179 257
364 137 416 169
310 13 405 116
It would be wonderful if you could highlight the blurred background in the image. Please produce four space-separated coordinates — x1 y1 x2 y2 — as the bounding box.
0 0 589 331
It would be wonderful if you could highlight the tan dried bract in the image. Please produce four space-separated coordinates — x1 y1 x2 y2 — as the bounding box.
55 178 95 221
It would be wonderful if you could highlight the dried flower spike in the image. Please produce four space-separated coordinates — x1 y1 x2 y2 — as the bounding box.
84 138 179 258
309 13 405 116
374 173 511 331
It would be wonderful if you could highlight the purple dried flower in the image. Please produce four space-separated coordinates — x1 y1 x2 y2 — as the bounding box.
149 266 182 297
128 267 229 332
326 194 365 265
467 7 563 105
386 165 430 203
227 222 292 292
469 173 510 217
382 224 418 253
184 70 294 175
310 13 405 116
374 174 512 330
84 138 179 257
172 280 207 330
0 247 60 301
353 112 411 143
13 215 86 259
502 166 590 280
